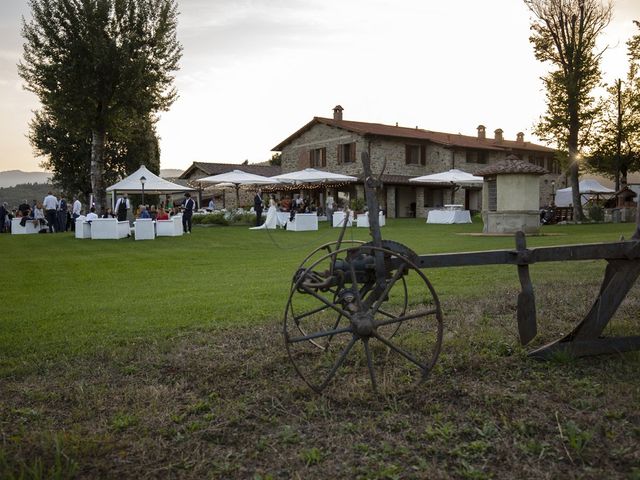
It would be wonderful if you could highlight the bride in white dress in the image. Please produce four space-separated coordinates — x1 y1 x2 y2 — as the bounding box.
250 195 281 229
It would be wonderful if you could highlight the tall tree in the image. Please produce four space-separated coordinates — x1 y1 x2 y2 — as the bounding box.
30 110 161 203
525 0 612 220
19 0 181 213
585 79 640 189
585 21 640 190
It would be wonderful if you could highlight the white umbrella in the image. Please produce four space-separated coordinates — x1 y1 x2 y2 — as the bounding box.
409 169 483 205
409 169 483 185
270 168 357 184
199 169 277 185
199 170 277 206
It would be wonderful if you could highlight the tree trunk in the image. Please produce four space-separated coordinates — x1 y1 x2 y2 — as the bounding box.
568 104 584 221
91 129 106 214
569 160 582 221
615 79 623 192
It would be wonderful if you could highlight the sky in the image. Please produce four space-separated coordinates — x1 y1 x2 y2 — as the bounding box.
0 0 639 173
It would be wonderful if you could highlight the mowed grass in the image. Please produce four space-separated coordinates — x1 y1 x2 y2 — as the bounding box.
1 218 639 479
0 219 629 367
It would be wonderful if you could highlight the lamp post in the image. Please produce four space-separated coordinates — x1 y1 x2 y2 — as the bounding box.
140 176 147 207
551 180 556 206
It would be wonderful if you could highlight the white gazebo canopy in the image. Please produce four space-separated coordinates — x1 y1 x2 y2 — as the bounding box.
555 179 615 207
409 169 483 186
270 168 358 184
107 165 195 194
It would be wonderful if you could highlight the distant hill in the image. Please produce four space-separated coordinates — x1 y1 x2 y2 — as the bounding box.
0 168 184 188
0 170 52 188
0 183 53 208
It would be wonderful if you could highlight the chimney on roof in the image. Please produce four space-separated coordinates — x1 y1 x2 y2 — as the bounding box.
494 128 503 143
333 105 344 121
477 125 486 140
516 132 524 144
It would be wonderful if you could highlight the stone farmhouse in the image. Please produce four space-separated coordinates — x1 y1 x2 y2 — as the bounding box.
273 106 562 218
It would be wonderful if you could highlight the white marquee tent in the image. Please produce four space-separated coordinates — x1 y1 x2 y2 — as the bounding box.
106 165 195 209
554 179 615 207
107 165 195 194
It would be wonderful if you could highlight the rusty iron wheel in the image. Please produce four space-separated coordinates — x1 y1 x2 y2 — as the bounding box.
283 245 443 395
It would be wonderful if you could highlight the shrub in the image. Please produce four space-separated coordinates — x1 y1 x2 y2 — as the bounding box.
193 212 229 226
192 210 255 226
350 197 366 213
587 205 604 222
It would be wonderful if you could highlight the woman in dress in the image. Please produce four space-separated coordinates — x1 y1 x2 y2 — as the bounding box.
250 195 280 229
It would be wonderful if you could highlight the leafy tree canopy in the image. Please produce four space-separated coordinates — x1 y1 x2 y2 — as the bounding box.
525 0 612 220
19 0 181 211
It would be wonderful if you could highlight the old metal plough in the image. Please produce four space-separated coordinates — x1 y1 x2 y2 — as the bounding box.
283 153 640 394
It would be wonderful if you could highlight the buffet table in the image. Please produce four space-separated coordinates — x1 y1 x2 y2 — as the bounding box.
426 209 472 224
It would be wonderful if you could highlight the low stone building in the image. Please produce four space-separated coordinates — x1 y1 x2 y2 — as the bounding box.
477 156 548 234
272 106 562 218
179 162 281 209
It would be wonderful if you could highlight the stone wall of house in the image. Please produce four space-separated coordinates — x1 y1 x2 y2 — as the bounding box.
280 123 363 173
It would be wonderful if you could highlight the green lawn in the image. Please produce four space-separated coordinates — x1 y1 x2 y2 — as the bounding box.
1 219 639 478
0 218 631 370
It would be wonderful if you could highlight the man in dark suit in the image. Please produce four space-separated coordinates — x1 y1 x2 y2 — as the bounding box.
182 192 195 234
254 189 264 226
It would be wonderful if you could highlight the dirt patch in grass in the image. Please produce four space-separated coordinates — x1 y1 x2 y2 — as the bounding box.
1 283 639 479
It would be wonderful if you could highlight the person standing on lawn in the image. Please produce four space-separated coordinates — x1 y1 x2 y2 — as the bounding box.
71 197 82 231
182 192 195 234
43 191 58 233
57 196 68 232
115 193 130 222
254 189 264 226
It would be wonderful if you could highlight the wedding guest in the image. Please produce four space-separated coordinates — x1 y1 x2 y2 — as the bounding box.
182 193 195 234
57 196 68 232
86 207 99 221
71 197 82 231
156 208 169 221
137 205 151 219
43 191 58 233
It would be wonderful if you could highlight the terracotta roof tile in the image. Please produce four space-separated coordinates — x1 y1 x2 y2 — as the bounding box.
272 117 556 154
180 162 281 179
476 155 548 176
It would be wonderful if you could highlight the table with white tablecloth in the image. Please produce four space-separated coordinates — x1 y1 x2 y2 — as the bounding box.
276 212 290 227
287 213 318 231
426 209 472 224
332 211 354 228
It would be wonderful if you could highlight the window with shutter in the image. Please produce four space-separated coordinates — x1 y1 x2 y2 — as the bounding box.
297 149 310 169
310 147 326 168
466 150 488 164
338 143 356 163
487 177 497 211
405 145 420 165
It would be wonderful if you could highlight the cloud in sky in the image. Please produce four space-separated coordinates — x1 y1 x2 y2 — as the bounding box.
1 0 639 171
